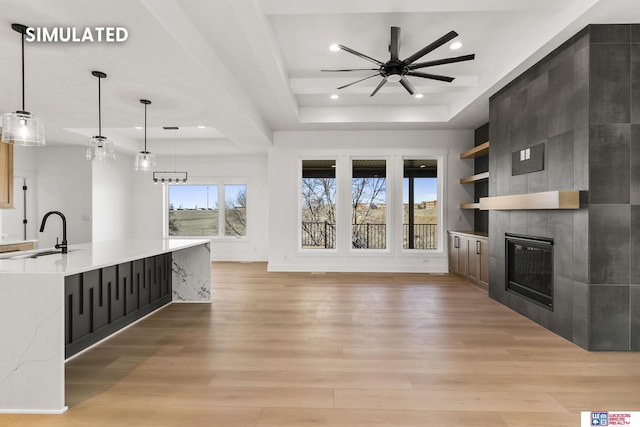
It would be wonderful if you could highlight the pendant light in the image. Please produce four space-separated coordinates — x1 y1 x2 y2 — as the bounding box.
135 99 156 171
153 127 188 183
1 23 45 146
86 71 115 161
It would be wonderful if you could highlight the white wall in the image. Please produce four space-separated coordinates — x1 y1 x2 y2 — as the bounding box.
92 152 135 242
35 146 92 248
268 130 474 273
131 154 269 261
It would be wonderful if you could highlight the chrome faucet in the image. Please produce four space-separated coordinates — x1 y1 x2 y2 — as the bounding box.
39 211 68 254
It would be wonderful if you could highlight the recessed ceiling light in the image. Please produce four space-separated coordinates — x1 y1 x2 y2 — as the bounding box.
450 41 463 50
197 125 206 129
330 94 340 100
419 164 426 168
329 44 340 52
134 126 143 130
414 93 424 99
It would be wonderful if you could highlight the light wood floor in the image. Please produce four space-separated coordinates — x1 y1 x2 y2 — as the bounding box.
1 262 639 426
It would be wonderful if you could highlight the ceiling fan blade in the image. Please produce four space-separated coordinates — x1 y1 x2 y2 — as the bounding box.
390 26 400 61
321 68 379 72
337 73 380 90
399 76 416 95
408 54 475 70
370 77 388 97
338 44 384 66
402 30 458 65
406 71 455 82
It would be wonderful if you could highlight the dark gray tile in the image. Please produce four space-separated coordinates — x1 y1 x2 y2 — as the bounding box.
573 125 589 190
633 25 640 43
488 155 498 197
489 96 511 156
550 211 573 279
552 276 574 340
590 43 630 124
510 173 527 195
496 152 511 196
488 256 505 303
632 45 640 124
589 204 630 284
573 209 589 284
525 74 549 145
632 285 640 350
548 55 574 137
547 131 574 191
632 126 640 204
631 205 640 283
526 211 549 238
574 41 590 85
589 124 630 204
573 80 589 129
590 24 631 43
572 281 589 349
590 285 630 350
527 168 548 194
489 211 500 251
510 211 526 235
510 88 529 151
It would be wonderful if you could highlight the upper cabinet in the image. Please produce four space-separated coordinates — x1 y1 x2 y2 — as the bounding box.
0 141 14 208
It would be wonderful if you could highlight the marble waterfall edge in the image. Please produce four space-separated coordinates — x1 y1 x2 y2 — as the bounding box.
172 242 211 302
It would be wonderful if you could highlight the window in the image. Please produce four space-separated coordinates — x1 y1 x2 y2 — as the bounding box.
168 184 246 237
352 159 386 249
403 159 438 249
224 184 246 237
301 160 336 249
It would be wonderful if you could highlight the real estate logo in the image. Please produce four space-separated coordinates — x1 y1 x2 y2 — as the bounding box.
591 412 608 426
25 27 128 43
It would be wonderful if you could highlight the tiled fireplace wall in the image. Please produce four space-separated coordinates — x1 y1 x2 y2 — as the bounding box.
488 24 640 350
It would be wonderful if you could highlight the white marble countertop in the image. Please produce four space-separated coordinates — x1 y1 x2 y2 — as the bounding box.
0 239 209 275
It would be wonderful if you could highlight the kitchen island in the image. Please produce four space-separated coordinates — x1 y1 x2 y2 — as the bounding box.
0 239 211 414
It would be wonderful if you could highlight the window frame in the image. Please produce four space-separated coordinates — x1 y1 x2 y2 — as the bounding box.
399 155 445 254
297 156 340 254
349 156 391 254
164 179 248 240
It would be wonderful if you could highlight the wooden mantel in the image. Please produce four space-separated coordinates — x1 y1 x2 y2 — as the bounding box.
479 191 581 210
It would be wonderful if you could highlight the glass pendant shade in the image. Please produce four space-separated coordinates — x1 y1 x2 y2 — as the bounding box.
135 99 155 172
3 24 45 146
2 111 45 146
86 136 115 161
135 150 157 171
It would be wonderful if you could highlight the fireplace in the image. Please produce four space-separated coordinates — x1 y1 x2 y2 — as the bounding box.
505 233 554 309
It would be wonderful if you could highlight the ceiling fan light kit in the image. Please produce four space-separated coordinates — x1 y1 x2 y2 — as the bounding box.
323 26 475 96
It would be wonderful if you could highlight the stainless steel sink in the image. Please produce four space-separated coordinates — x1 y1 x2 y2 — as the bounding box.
1 249 80 260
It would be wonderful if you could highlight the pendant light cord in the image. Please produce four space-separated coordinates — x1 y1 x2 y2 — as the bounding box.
97 77 102 136
144 103 147 151
21 29 25 111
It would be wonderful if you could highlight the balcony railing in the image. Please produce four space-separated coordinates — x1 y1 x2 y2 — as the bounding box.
301 222 437 249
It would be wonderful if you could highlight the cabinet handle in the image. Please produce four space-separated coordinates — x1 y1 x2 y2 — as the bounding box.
454 236 459 248
476 241 481 255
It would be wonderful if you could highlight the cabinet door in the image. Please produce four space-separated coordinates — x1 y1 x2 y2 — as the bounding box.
467 239 480 282
479 239 489 284
0 142 13 208
448 233 467 275
448 233 459 273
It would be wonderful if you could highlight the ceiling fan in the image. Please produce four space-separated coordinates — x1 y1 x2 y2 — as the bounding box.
322 27 475 97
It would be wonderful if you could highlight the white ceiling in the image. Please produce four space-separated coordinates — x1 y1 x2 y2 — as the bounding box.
0 0 638 156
